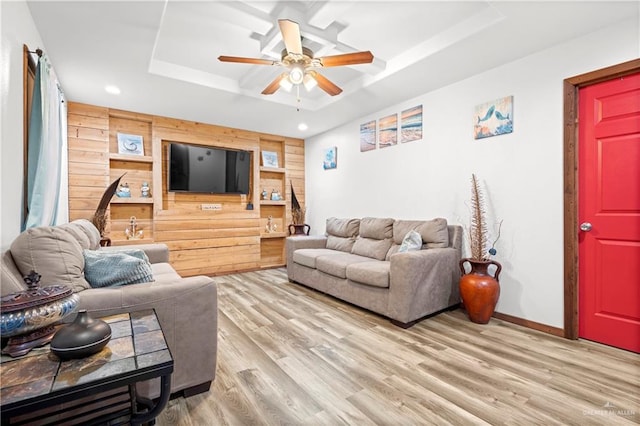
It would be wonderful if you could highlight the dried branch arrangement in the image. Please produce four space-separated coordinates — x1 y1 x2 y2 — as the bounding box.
290 180 306 225
469 173 489 260
92 173 125 237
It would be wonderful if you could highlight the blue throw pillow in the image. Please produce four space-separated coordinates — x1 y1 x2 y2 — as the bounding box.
398 230 423 253
83 249 154 288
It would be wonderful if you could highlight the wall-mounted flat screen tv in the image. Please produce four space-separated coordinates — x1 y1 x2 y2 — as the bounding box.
168 142 251 195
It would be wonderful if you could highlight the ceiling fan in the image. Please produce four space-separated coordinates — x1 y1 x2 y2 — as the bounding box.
218 19 374 96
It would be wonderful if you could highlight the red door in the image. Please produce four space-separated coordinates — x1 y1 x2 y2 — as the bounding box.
578 72 640 353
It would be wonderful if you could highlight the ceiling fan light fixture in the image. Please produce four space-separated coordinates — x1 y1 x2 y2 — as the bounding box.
303 73 317 91
288 64 304 85
279 76 293 91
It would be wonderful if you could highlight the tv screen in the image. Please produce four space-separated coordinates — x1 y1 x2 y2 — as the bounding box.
168 142 251 194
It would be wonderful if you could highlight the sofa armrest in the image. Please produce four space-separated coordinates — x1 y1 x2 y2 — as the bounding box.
99 243 170 264
74 276 217 398
387 248 461 323
286 236 327 261
286 236 327 277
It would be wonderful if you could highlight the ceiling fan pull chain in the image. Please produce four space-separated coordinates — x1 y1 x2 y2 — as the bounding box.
296 85 301 112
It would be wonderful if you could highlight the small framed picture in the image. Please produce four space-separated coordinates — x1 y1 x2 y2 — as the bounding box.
261 150 279 168
323 146 337 170
117 133 144 156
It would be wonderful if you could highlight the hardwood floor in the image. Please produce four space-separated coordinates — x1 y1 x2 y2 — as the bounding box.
156 268 639 425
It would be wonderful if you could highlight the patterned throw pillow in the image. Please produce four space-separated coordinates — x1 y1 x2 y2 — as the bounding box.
83 249 154 288
398 230 423 253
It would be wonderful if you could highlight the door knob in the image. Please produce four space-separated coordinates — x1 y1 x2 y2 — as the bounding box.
580 222 592 232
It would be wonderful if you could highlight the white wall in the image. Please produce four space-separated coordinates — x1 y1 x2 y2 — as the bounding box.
304 18 639 329
0 1 45 250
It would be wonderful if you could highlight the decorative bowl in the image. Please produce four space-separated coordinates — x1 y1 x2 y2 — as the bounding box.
0 274 79 338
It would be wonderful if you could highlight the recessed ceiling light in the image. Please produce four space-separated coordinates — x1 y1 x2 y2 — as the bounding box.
298 123 308 131
104 85 121 95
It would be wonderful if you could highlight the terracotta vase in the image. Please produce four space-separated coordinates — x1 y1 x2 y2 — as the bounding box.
288 223 310 236
459 258 502 324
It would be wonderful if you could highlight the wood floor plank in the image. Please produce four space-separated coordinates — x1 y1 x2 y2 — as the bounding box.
157 268 640 425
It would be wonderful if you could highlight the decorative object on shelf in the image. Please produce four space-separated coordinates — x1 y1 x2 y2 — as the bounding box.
117 132 144 155
116 182 131 198
474 95 514 139
125 216 144 240
91 173 126 237
360 120 376 152
401 105 423 143
246 202 254 210
50 310 112 359
141 182 151 198
270 189 282 201
0 271 79 357
261 150 279 168
265 215 278 233
379 113 398 148
289 181 310 235
459 174 504 324
323 146 337 170
261 189 268 200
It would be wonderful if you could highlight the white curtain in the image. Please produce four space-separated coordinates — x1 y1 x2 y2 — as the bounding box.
23 53 68 230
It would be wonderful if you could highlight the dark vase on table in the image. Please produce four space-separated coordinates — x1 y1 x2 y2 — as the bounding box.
459 258 502 324
288 224 310 236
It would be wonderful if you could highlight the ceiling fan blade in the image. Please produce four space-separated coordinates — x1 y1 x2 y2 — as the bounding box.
312 72 343 96
278 19 303 55
218 56 275 66
318 51 374 67
261 73 287 95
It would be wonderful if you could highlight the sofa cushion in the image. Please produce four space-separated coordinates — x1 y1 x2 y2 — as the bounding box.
326 217 360 238
326 236 356 253
352 237 393 261
359 217 394 240
293 248 340 269
10 225 90 293
315 253 372 279
59 219 101 250
151 262 182 283
393 218 449 248
346 261 390 288
325 218 360 252
83 249 154 288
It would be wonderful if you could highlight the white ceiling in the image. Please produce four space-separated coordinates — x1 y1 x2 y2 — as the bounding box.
27 1 638 139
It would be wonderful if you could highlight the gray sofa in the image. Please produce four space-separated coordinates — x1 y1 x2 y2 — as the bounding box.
286 217 462 327
1 219 217 399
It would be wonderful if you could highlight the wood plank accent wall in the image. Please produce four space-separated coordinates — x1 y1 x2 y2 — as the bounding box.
67 102 305 277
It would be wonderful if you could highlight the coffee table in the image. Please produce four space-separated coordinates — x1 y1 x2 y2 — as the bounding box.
0 309 173 425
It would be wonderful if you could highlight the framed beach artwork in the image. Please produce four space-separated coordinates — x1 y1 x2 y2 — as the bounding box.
400 105 422 143
323 146 337 170
117 133 144 156
474 96 514 139
261 150 279 168
378 114 397 148
360 120 376 152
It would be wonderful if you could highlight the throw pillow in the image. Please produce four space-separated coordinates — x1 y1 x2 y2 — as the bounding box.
398 230 422 253
83 249 153 288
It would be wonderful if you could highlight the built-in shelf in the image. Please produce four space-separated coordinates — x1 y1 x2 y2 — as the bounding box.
110 238 155 246
260 200 286 206
260 232 287 239
109 154 153 163
111 198 154 204
259 166 286 174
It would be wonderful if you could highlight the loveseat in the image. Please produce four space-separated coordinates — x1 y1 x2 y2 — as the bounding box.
286 217 462 327
0 219 217 399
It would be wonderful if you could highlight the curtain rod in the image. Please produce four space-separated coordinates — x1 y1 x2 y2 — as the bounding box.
28 49 43 57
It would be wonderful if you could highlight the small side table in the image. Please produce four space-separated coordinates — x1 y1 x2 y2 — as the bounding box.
0 309 173 425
